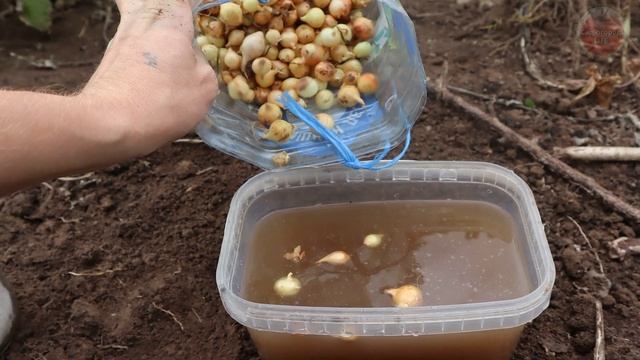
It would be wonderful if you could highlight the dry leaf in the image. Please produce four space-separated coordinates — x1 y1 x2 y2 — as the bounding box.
284 245 305 263
595 75 622 108
572 65 622 108
573 76 597 103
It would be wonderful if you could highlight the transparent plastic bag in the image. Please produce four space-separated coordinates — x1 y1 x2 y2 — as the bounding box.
194 0 427 170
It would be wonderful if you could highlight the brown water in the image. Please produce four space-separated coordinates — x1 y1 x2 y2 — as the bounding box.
243 200 532 307
242 200 533 360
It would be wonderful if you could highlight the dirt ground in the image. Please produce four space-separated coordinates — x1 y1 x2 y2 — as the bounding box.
1 0 639 359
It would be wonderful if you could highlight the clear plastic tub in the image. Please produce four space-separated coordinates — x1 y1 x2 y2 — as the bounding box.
216 161 555 360
194 0 428 170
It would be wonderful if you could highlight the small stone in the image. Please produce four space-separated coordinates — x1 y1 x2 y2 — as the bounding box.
562 247 587 279
175 160 196 179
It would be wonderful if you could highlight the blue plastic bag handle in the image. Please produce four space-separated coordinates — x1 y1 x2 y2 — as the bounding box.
280 93 411 171
196 0 269 12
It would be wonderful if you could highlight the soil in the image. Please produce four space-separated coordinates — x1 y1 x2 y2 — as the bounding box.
1 0 639 359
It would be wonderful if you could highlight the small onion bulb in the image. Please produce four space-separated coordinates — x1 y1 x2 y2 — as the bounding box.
252 57 273 75
316 250 350 265
363 233 383 248
281 78 299 91
258 103 283 127
264 120 294 142
256 69 278 88
272 60 291 79
242 0 261 13
329 68 345 88
314 0 331 8
315 89 336 110
301 7 326 28
316 113 335 129
301 44 325 66
196 35 210 47
219 3 243 27
295 76 320 98
289 57 310 78
227 29 246 48
265 29 282 46
317 27 343 48
265 46 280 60
352 17 374 40
228 75 252 101
330 45 355 63
224 49 242 70
208 20 225 38
274 273 301 297
343 71 360 86
329 0 352 20
254 8 273 26
339 59 363 74
255 87 270 104
313 61 336 82
201 44 219 63
280 29 299 48
384 285 424 308
353 41 373 58
335 24 353 42
296 1 311 16
337 85 365 107
357 73 379 94
279 48 296 63
323 15 338 28
296 24 316 44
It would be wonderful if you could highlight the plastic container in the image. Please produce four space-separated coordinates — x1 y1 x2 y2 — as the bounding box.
217 161 555 360
193 0 428 170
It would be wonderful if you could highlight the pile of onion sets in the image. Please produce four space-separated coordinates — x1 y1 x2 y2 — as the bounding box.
196 0 380 164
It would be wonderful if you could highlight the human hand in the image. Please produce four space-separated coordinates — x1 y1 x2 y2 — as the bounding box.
80 0 218 158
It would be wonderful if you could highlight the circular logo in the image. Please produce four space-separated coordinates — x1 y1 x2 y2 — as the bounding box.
578 7 625 55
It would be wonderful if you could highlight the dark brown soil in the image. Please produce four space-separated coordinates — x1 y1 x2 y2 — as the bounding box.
1 1 639 359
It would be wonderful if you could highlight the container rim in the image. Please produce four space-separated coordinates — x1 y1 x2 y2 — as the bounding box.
216 161 556 336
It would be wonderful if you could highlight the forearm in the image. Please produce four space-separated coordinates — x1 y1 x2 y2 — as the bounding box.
0 91 129 195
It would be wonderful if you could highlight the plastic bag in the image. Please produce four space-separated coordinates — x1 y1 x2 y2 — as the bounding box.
194 0 427 170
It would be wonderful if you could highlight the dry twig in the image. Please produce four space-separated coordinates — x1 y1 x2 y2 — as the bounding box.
68 268 121 277
409 11 445 20
196 166 215 176
428 82 640 224
559 147 640 162
174 138 204 144
192 308 203 323
594 300 606 360
520 34 566 89
97 344 129 350
567 216 605 275
152 302 185 332
58 172 95 182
